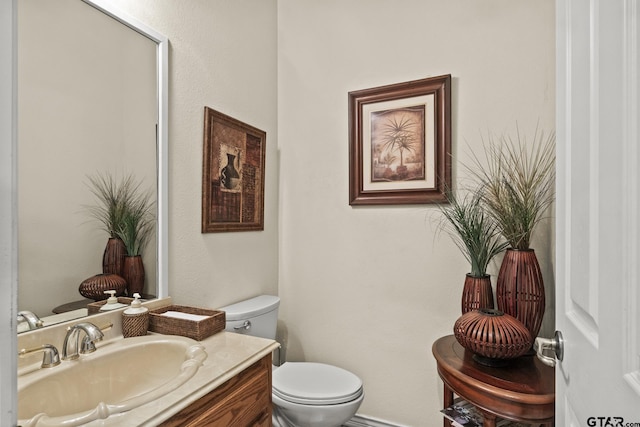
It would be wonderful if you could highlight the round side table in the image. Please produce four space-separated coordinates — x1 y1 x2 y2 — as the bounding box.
432 335 555 427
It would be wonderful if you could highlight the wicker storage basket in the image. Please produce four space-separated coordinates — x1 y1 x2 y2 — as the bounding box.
148 305 225 341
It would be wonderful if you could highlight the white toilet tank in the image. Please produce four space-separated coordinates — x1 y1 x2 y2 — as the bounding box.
220 295 280 340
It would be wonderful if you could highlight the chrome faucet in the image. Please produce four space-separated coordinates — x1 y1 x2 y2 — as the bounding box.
17 310 43 330
18 344 60 368
62 322 104 360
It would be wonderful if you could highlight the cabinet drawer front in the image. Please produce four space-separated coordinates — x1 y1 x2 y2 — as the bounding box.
160 354 272 427
189 369 271 426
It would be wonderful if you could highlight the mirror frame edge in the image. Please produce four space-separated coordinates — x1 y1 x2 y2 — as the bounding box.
3 0 18 423
82 0 169 299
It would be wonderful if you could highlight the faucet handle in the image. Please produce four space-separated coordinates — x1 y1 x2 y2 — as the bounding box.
18 344 61 368
80 336 99 354
80 322 111 353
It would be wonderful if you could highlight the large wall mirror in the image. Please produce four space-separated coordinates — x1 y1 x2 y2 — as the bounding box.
17 0 168 331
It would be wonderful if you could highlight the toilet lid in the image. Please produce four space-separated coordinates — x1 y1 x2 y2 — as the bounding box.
272 362 363 405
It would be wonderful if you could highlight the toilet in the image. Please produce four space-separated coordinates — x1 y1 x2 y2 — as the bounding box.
220 295 364 427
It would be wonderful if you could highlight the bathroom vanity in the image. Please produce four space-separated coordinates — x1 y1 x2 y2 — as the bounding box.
17 298 279 426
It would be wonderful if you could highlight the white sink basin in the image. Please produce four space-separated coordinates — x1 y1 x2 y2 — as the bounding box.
18 334 207 427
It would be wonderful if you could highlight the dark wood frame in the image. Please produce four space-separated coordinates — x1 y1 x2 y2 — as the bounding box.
202 107 266 232
348 75 451 205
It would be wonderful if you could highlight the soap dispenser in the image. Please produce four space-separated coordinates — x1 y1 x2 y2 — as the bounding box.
122 293 149 338
100 290 127 311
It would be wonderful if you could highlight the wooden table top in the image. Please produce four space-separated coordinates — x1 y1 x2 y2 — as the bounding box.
433 335 555 423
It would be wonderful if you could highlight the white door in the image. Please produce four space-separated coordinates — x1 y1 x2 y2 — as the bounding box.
555 0 640 424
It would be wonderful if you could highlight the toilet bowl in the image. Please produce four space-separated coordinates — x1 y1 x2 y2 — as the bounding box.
271 362 364 427
220 295 364 427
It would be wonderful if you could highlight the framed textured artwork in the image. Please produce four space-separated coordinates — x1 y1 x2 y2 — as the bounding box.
202 107 266 232
348 75 451 205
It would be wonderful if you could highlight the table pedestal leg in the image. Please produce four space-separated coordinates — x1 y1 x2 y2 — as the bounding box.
482 412 497 427
443 383 454 427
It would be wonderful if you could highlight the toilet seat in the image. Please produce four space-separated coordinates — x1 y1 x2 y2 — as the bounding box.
272 362 363 406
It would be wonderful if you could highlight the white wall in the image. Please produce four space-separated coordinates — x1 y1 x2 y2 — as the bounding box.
108 0 280 308
277 1 555 425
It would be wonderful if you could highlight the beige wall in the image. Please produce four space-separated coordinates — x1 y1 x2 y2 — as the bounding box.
108 0 280 307
277 1 555 425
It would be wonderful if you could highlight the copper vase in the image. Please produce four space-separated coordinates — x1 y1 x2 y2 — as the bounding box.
102 237 127 276
79 273 127 301
461 274 494 314
496 248 545 340
122 255 145 296
454 308 533 366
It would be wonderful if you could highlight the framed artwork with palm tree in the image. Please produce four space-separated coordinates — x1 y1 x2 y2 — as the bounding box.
349 75 451 205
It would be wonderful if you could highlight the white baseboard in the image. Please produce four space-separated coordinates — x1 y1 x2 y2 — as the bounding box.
344 414 411 427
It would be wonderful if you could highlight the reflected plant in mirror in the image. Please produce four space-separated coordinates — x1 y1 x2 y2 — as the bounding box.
84 172 155 298
115 187 155 258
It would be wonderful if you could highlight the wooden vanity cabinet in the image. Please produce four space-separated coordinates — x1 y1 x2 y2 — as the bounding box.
159 354 272 427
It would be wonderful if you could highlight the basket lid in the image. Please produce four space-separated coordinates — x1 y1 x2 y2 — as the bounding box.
219 295 280 321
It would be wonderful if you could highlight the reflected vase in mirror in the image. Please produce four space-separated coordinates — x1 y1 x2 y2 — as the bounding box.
103 237 126 276
123 255 145 296
79 273 127 301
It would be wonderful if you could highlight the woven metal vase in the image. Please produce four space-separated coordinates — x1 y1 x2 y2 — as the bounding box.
496 249 545 340
454 308 533 367
461 274 494 314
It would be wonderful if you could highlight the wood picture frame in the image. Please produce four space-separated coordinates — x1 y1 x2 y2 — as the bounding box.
202 107 266 232
348 75 451 205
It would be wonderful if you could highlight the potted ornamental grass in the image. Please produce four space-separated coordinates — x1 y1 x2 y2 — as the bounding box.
437 189 509 314
465 126 555 339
